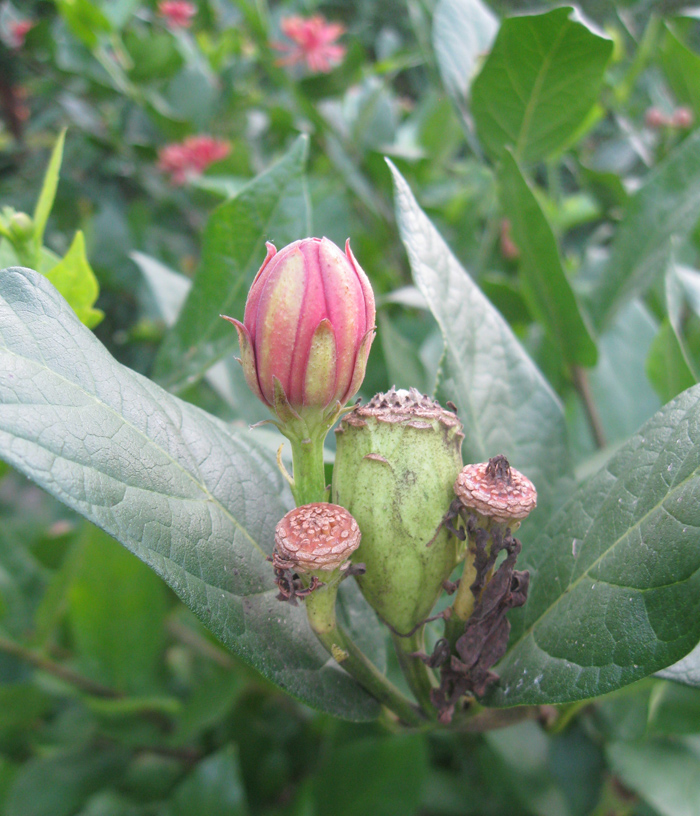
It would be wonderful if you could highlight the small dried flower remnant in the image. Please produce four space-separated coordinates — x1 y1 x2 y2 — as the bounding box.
275 15 346 73
274 503 361 573
454 455 537 525
157 135 230 185
222 237 375 430
272 503 361 604
158 0 197 29
8 19 34 49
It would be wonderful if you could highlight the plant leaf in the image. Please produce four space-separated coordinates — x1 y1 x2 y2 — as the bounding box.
45 231 103 329
153 136 311 393
607 740 700 816
0 266 379 721
498 149 597 367
388 160 574 530
470 7 613 163
33 129 66 257
585 130 700 332
488 383 700 707
660 23 700 119
657 641 700 687
432 0 499 101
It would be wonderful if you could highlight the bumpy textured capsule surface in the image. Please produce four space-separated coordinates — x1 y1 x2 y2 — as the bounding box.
223 237 375 424
273 503 361 573
332 388 464 636
454 455 537 524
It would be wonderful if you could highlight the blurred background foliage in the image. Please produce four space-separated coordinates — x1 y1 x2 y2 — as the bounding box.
2 0 700 813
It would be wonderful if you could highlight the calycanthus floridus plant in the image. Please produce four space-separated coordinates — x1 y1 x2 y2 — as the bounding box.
2 158 700 731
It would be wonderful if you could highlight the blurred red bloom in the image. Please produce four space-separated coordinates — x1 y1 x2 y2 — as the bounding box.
158 0 197 29
274 15 346 73
9 20 34 48
157 136 230 185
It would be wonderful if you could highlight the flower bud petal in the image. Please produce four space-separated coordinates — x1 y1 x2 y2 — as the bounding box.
304 319 337 407
220 316 266 405
225 237 376 430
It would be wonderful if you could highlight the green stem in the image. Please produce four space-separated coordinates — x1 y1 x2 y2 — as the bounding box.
0 633 120 698
305 582 424 727
391 629 438 720
289 433 328 505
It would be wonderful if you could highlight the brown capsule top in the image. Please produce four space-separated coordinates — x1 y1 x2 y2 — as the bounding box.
454 455 537 524
274 503 361 573
339 386 463 434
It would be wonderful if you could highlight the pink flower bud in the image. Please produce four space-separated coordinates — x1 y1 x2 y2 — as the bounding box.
223 238 375 426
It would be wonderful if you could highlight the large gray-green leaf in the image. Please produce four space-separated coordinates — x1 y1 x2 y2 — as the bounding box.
0 266 379 720
498 150 597 367
470 7 612 163
607 740 700 816
657 641 700 687
586 130 700 331
488 384 700 707
432 0 498 101
389 161 574 530
153 136 311 393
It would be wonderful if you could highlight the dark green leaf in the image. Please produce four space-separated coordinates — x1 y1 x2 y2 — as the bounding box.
607 740 700 816
648 681 700 734
660 23 700 119
389 161 574 529
432 0 498 101
646 320 696 403
0 266 379 720
498 150 597 367
170 745 248 816
153 136 311 393
586 131 700 331
68 527 168 693
471 7 613 163
488 384 700 707
313 735 428 816
5 744 128 816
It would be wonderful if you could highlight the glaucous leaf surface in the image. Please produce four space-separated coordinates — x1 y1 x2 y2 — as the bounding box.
470 7 612 163
586 130 700 331
432 0 498 102
657 641 700 687
607 739 700 816
498 150 597 367
153 136 311 394
0 266 379 720
389 161 574 529
488 384 700 707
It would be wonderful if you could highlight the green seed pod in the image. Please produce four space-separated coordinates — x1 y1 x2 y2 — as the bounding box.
332 387 464 636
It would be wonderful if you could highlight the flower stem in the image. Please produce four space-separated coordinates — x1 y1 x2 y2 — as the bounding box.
391 629 438 720
288 433 328 505
304 580 424 726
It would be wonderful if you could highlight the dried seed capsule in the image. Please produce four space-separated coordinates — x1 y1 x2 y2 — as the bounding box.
454 455 537 526
273 503 361 574
332 387 464 636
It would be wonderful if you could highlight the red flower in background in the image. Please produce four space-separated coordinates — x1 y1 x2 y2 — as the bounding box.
158 0 197 29
275 15 346 73
9 20 34 48
157 136 230 185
